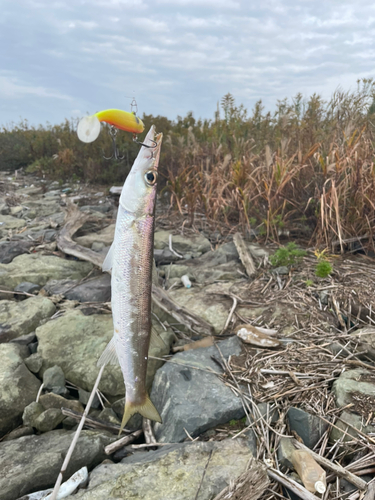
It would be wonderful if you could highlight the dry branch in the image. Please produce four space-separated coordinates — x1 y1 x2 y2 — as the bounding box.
104 429 143 455
266 468 321 500
233 232 256 277
213 460 269 500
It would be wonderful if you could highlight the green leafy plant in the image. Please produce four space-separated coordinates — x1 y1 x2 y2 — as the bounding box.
270 242 307 267
315 260 333 278
305 279 314 287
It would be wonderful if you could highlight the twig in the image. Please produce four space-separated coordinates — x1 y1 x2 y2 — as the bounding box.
194 450 213 500
49 365 105 500
131 442 174 449
168 233 184 258
104 429 143 455
220 295 238 334
267 467 321 500
143 418 157 445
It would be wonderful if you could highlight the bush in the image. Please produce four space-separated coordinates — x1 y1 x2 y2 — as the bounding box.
315 260 333 278
270 242 307 267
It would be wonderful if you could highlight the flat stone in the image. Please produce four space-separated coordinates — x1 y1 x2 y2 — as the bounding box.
0 254 93 289
287 407 328 449
0 296 56 342
0 344 41 436
152 336 245 443
78 388 101 409
10 332 37 346
64 274 111 303
71 439 267 500
330 410 375 444
0 429 113 500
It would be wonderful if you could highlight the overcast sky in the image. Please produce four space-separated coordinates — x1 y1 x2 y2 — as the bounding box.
1 0 374 128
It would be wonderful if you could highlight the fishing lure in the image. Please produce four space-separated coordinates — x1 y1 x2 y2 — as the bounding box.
77 108 145 144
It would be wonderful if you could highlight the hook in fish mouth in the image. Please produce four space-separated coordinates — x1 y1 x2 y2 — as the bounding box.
133 135 157 149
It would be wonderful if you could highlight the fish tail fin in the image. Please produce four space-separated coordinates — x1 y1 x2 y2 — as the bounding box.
119 396 162 436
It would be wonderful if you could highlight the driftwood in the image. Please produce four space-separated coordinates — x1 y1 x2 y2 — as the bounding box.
152 284 215 336
213 460 269 500
233 233 256 277
292 439 367 490
56 200 104 268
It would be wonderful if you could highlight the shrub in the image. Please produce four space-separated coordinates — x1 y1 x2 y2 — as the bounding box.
270 242 307 267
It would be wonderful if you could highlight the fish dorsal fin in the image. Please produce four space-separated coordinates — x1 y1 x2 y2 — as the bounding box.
102 242 114 272
97 336 119 366
149 326 168 352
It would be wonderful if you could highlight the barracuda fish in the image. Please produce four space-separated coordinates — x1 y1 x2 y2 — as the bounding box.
97 125 163 434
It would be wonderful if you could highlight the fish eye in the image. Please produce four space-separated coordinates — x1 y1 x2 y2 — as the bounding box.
145 170 157 186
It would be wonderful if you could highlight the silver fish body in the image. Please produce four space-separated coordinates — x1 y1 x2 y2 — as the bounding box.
99 126 163 433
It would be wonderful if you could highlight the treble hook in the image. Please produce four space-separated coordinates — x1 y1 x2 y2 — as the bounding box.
103 126 125 161
132 134 157 157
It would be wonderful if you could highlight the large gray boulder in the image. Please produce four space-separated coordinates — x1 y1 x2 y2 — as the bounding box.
151 336 245 442
0 215 27 237
36 310 174 398
0 296 56 342
0 254 93 289
332 368 375 408
0 344 41 436
0 429 113 500
75 224 115 248
70 438 267 500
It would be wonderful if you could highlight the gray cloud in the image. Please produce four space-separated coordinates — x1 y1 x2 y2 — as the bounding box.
0 0 374 127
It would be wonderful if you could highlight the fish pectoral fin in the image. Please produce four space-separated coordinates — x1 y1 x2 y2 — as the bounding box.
119 396 162 435
149 326 168 351
97 336 119 366
102 242 114 272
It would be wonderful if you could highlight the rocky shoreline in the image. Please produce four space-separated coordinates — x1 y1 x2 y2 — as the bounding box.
1 170 375 499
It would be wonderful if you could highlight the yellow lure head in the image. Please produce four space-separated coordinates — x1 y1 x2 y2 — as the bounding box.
77 108 145 143
95 109 144 135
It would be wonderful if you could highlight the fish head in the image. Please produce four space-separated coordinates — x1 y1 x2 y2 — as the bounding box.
119 125 163 216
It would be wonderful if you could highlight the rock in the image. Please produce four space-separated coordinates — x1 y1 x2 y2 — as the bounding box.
98 408 121 426
332 368 375 409
248 402 279 425
152 336 245 443
37 310 174 399
22 402 44 428
81 204 111 214
64 274 111 303
75 224 115 248
91 241 106 252
0 296 56 342
34 408 65 432
164 284 231 334
24 353 43 373
36 310 123 397
272 266 289 275
10 332 37 346
78 388 101 409
71 439 267 500
39 393 84 414
0 429 113 500
43 278 77 296
0 344 41 436
3 426 34 441
277 437 296 469
0 214 26 237
287 407 328 449
330 410 375 444
153 248 181 265
23 198 61 219
154 230 211 254
43 365 66 391
10 205 24 216
0 254 93 289
14 281 41 297
0 239 33 264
